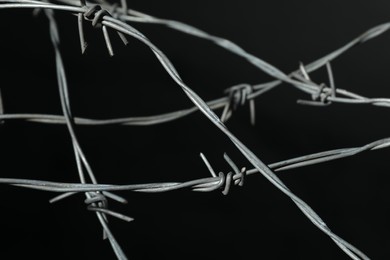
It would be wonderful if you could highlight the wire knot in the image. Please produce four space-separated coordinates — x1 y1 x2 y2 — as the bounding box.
78 5 128 55
221 84 256 125
85 191 108 211
312 83 332 104
199 153 247 195
83 191 133 239
84 5 111 28
296 61 336 106
50 190 133 226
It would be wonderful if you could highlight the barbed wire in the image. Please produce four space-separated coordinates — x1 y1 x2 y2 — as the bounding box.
5 135 390 193
1 0 389 259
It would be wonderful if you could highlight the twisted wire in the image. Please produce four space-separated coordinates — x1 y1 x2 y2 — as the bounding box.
46 7 129 259
1 0 389 259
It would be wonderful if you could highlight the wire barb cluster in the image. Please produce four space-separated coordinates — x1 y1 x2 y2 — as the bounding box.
222 84 256 125
293 61 336 106
78 3 128 55
199 153 246 195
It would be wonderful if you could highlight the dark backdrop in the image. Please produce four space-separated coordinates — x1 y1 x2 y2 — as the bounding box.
1 1 390 259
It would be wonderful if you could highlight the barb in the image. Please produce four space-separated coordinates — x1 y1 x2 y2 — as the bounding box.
199 153 246 195
222 84 256 125
77 0 86 53
224 153 246 187
80 4 128 55
85 192 133 223
50 190 130 221
299 61 311 81
296 61 337 106
326 61 336 98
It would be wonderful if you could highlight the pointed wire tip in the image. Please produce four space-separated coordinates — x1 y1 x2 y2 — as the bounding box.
223 152 229 159
297 99 329 107
115 213 134 222
299 61 311 80
102 25 115 57
102 191 128 204
200 152 217 178
49 198 57 204
122 198 129 204
81 44 88 55
117 32 129 46
125 217 135 222
49 192 76 204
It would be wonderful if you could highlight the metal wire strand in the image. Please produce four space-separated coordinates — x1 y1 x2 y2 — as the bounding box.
2 1 390 259
45 7 128 259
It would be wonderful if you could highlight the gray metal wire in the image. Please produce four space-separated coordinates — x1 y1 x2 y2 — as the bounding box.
1 0 389 259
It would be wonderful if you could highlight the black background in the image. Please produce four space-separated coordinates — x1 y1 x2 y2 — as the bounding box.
1 0 390 259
